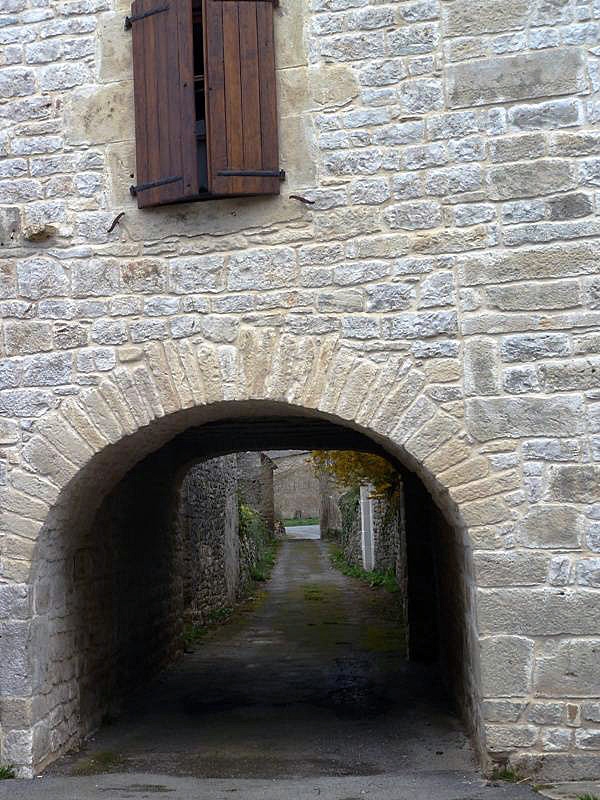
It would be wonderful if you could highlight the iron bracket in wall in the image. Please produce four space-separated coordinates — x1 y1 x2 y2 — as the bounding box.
130 175 182 196
125 5 169 30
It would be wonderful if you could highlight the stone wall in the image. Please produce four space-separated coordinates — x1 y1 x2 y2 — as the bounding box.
27 447 185 771
1 0 600 781
236 452 276 535
338 485 405 578
180 455 240 625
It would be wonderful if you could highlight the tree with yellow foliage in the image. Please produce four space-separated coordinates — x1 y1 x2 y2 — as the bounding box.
310 450 399 498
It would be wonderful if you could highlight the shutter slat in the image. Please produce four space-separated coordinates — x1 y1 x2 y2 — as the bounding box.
239 2 262 196
204 0 281 197
130 0 198 207
256 0 279 194
222 2 244 195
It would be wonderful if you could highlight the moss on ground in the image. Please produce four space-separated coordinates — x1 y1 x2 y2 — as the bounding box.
71 750 125 776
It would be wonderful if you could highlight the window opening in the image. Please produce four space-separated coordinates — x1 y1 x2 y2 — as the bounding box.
192 0 208 193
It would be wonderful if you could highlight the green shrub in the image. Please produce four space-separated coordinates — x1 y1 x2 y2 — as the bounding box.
239 503 278 585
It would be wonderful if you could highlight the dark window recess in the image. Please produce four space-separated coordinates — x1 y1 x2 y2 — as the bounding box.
128 0 284 209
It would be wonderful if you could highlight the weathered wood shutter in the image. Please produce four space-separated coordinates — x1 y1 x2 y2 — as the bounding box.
203 0 281 196
130 0 199 208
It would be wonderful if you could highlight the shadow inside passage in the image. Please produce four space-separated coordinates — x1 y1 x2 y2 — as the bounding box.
46 539 472 781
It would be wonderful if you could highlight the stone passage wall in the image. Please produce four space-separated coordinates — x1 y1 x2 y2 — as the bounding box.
338 486 404 577
29 448 185 770
180 455 240 625
2 0 600 781
236 453 276 535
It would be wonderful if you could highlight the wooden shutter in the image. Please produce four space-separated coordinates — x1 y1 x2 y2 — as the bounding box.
130 0 199 208
203 0 281 197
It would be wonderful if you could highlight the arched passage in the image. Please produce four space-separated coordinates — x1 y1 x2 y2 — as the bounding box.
1 339 500 778
8 399 482 778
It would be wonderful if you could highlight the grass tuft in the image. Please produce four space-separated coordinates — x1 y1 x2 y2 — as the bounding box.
329 547 399 593
0 765 15 780
283 517 319 527
490 766 521 783
577 795 600 800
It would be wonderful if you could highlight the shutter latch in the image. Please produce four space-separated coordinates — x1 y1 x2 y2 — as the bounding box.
130 175 183 196
125 4 169 30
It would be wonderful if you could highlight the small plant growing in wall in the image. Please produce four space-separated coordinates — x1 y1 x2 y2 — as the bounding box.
239 503 278 583
0 765 16 780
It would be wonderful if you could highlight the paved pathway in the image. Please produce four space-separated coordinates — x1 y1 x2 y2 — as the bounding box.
1 540 540 799
285 523 321 539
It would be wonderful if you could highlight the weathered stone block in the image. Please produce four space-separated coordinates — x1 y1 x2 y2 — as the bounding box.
547 465 600 503
4 321 53 356
170 256 224 294
443 0 528 36
447 50 586 109
384 200 442 230
509 98 581 130
73 260 119 298
478 588 600 636
309 64 358 106
487 281 580 311
16 257 69 300
518 506 582 549
576 558 600 588
228 248 297 291
65 82 135 145
121 259 168 294
535 640 600 696
0 621 30 695
467 396 585 441
483 700 527 723
486 724 538 751
98 13 132 83
500 333 571 362
481 636 534 696
487 160 575 200
475 551 549 587
382 311 457 339
464 338 498 396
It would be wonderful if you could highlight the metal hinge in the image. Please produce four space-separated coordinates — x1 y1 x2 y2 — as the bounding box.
217 169 286 180
125 4 169 29
130 175 182 196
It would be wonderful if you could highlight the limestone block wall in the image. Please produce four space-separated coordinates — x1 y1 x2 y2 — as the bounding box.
27 447 186 771
236 452 276 535
180 455 240 625
0 0 599 782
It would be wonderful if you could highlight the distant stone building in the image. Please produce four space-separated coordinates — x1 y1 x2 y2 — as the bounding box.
271 450 320 520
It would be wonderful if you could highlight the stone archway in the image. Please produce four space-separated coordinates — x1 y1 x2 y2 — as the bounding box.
2 334 499 777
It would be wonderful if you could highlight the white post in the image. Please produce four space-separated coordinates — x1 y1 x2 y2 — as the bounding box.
359 484 375 571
